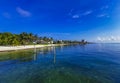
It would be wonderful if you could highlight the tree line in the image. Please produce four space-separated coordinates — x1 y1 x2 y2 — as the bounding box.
0 32 53 46
0 32 87 46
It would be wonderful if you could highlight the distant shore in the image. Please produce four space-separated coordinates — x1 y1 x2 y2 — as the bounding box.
0 44 66 52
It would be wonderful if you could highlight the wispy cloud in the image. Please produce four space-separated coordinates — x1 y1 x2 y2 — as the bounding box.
38 32 71 40
97 36 120 42
72 14 80 18
39 32 70 36
71 10 93 19
2 12 11 19
100 5 109 10
82 10 93 15
68 9 80 19
16 7 31 17
97 14 110 18
68 9 74 16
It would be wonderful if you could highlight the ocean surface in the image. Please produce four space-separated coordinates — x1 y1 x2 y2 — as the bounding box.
0 44 120 83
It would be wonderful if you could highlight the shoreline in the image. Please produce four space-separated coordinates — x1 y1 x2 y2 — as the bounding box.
0 44 66 52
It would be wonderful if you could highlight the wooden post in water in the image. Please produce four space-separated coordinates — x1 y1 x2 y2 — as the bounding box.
33 52 37 60
33 41 37 60
33 41 36 53
53 47 56 64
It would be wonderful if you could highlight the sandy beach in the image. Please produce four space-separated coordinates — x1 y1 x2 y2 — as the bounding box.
0 44 64 52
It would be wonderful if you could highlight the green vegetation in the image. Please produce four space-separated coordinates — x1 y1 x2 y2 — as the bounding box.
0 32 88 46
0 32 53 46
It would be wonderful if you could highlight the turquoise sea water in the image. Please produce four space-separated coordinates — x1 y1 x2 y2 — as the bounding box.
0 44 120 83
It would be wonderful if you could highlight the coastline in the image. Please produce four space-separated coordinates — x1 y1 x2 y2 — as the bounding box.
0 44 66 52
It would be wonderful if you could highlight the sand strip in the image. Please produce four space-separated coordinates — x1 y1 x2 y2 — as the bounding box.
0 44 65 52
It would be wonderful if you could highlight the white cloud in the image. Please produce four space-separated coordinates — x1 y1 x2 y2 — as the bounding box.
97 14 106 17
39 32 70 36
97 36 120 42
97 14 110 18
72 14 80 18
70 10 93 19
101 5 109 10
16 7 31 17
68 9 74 16
82 10 93 15
97 37 103 41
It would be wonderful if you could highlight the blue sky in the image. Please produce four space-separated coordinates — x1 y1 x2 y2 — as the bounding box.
0 0 120 42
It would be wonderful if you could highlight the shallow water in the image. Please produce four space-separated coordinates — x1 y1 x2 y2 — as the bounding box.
0 44 120 83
